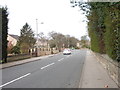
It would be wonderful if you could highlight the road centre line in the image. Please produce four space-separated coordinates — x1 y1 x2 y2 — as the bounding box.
58 58 64 61
0 73 31 88
41 63 55 70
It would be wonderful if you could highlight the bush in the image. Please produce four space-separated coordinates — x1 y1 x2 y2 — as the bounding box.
11 45 20 54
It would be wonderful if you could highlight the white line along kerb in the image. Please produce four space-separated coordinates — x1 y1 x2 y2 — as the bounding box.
0 73 31 88
41 63 55 70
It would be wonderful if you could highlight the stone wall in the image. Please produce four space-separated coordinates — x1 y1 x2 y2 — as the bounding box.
7 54 31 62
52 50 59 54
34 48 59 56
94 53 119 87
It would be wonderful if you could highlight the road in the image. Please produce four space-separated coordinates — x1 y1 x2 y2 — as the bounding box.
1 50 86 88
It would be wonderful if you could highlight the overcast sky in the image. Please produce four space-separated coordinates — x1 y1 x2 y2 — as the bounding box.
1 0 88 40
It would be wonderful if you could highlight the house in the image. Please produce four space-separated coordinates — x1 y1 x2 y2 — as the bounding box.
31 39 51 56
7 34 19 47
34 39 49 48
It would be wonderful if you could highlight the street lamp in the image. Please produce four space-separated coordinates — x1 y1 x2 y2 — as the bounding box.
36 19 38 56
36 19 44 56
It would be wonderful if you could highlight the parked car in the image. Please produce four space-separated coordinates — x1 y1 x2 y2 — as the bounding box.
63 49 71 55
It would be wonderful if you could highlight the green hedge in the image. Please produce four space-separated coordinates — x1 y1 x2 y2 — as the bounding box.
87 3 120 61
71 2 120 61
104 7 119 60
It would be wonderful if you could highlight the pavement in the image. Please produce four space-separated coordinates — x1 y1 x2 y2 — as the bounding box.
0 54 56 69
79 49 118 88
0 49 118 88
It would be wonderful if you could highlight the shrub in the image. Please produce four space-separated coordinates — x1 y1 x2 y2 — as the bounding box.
11 45 20 54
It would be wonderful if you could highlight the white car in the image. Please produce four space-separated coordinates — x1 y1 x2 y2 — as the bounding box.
63 49 71 55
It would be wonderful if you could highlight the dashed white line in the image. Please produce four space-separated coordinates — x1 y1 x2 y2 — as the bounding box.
41 63 55 70
0 73 31 88
58 58 64 62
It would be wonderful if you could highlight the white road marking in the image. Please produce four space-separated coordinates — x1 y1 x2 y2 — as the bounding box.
41 63 55 70
58 58 64 61
0 73 31 88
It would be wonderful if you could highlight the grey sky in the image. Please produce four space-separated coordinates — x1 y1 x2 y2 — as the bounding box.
1 0 88 40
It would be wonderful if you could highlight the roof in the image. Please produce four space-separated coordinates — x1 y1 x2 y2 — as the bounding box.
9 34 19 40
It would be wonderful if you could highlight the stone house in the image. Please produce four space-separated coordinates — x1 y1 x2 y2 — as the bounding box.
7 34 19 47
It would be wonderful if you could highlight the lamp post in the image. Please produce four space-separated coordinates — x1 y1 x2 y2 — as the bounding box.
36 19 38 56
36 19 44 56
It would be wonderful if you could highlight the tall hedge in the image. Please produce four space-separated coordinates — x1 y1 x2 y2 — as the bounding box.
2 6 9 63
87 9 100 53
88 2 120 60
72 2 120 61
87 3 106 54
104 5 119 60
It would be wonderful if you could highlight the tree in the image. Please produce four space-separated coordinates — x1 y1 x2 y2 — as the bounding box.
48 31 79 50
48 39 56 48
65 35 70 48
11 45 20 54
48 31 65 51
2 6 9 63
19 23 36 54
69 36 79 48
38 32 44 39
38 32 47 43
80 35 90 48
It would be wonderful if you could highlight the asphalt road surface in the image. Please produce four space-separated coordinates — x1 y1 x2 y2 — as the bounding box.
1 49 87 88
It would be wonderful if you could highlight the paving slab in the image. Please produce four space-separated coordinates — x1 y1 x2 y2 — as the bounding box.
79 50 118 88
